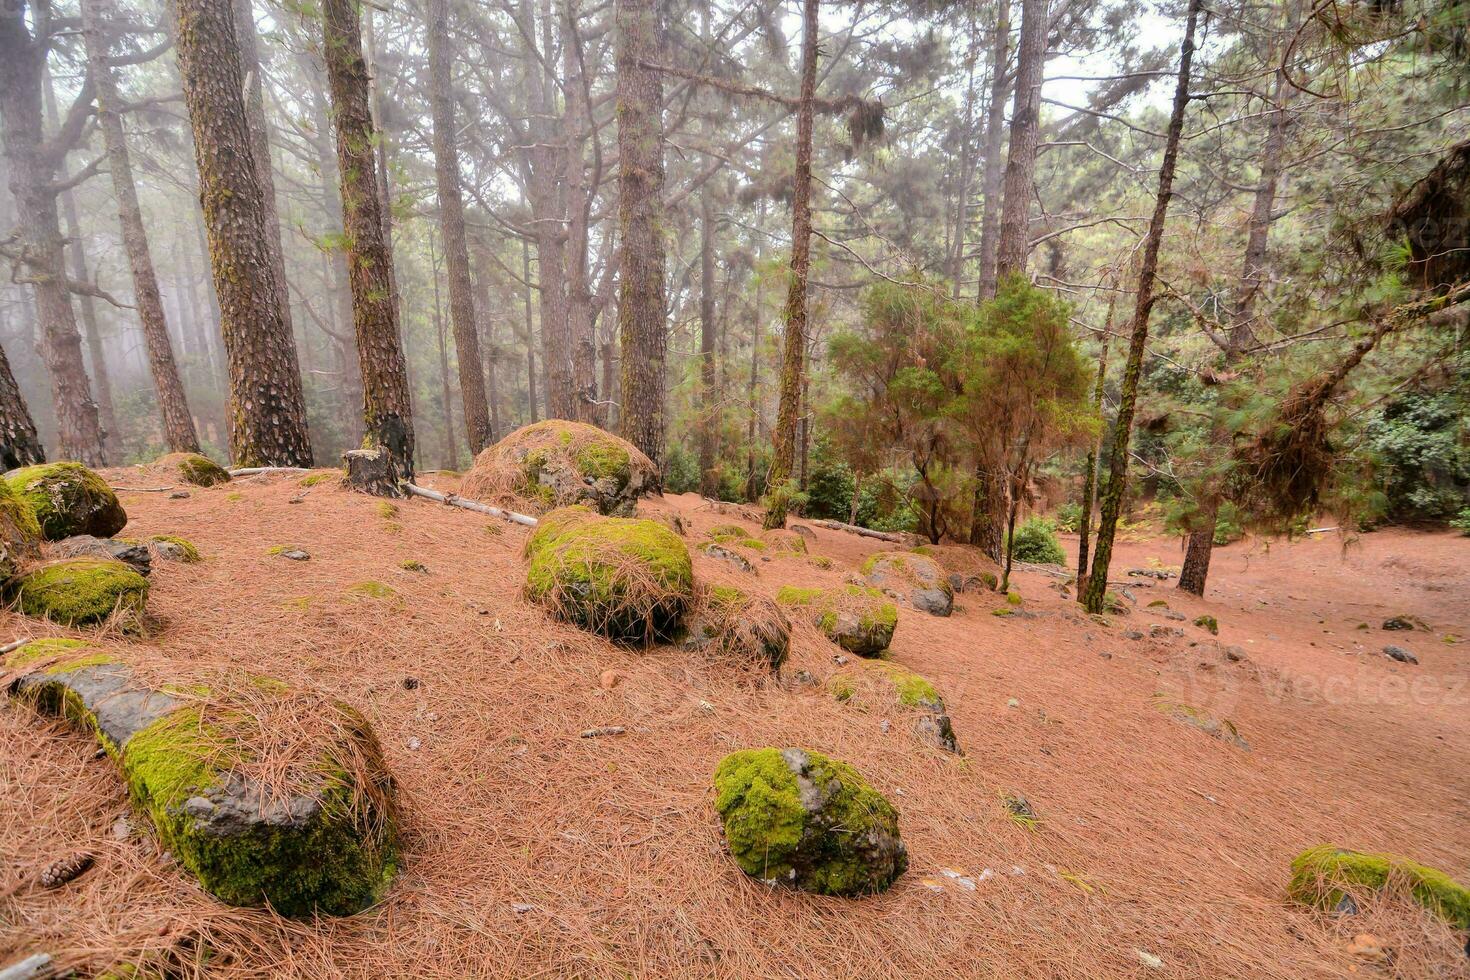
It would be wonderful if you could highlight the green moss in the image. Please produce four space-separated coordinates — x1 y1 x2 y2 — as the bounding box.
14 558 148 626
830 676 856 702
708 585 746 608
227 492 244 502
375 501 398 519
762 530 807 554
1147 599 1169 609
991 607 1016 617
168 453 231 487
575 441 632 484
5 462 126 540
775 586 824 607
148 535 201 562
1194 614 1219 635
1006 591 1023 606
1288 845 1470 928
298 472 339 488
5 637 92 669
0 478 42 541
121 704 397 917
810 556 833 570
706 524 748 538
881 666 941 709
399 559 427 573
980 571 998 591
345 581 398 600
1001 792 1040 830
712 748 905 896
524 506 693 643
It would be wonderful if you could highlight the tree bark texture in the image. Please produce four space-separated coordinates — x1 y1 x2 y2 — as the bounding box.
0 340 44 468
697 185 719 497
174 0 314 466
994 0 1045 282
0 2 107 465
323 0 416 484
1082 0 1200 614
82 0 201 453
975 0 1010 301
763 0 819 529
615 0 669 470
428 0 492 453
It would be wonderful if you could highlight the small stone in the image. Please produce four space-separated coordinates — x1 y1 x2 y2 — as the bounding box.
879 719 891 733
112 815 132 839
1123 630 1145 640
280 549 310 561
511 903 536 913
1149 625 1185 639
169 491 190 500
406 737 422 751
402 676 420 690
1006 697 1020 709
1382 644 1418 664
792 670 818 687
1097 651 1112 660
1345 933 1387 962
1135 949 1164 970
580 726 626 738
1162 610 1186 621
1223 645 1247 662
833 654 850 666
599 669 626 690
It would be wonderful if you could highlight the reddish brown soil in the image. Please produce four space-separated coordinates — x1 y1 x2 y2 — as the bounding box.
2 474 1466 978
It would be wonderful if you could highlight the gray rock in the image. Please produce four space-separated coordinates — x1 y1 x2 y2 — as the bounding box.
1149 625 1185 639
1382 615 1422 631
1382 644 1418 664
280 549 310 561
700 542 754 573
49 535 152 577
1123 630 1145 640
864 552 952 617
1162 610 1187 622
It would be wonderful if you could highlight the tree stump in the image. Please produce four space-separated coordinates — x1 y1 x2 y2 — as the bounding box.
343 446 406 498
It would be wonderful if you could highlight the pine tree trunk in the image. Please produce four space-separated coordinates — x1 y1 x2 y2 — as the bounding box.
432 265 457 467
975 0 1011 302
744 209 765 501
232 0 297 353
1076 289 1116 586
764 0 819 530
428 0 491 453
522 240 540 424
322 0 415 487
994 0 1045 282
1178 51 1292 595
0 340 44 468
615 0 669 469
697 185 719 497
1082 0 1201 614
563 2 599 423
473 265 503 442
174 0 313 466
0 6 107 465
82 0 200 454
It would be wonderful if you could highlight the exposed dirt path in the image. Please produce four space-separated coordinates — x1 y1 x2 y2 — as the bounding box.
2 476 1465 978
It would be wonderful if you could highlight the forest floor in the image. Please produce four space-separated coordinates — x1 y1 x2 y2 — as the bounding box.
2 470 1467 979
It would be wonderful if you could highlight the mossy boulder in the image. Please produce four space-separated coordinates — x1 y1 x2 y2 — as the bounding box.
0 476 41 581
679 585 790 670
712 747 907 896
155 452 231 487
5 649 399 917
12 558 148 627
146 534 201 563
878 664 959 753
51 535 152 576
862 551 953 617
1288 845 1469 928
6 462 127 540
775 584 898 657
524 505 694 643
700 541 755 573
461 420 656 516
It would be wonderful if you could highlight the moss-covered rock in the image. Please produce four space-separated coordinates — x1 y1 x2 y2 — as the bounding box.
775 584 898 657
0 477 41 581
876 664 960 753
862 551 953 617
679 585 790 670
712 747 907 896
1194 614 1219 635
700 541 755 573
51 535 152 576
155 452 231 487
12 558 148 627
461 420 656 516
524 506 694 643
147 534 201 563
5 654 399 917
1288 845 1469 928
5 462 126 540
1154 696 1248 750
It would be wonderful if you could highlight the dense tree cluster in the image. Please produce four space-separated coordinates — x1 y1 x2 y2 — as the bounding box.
1 0 1465 599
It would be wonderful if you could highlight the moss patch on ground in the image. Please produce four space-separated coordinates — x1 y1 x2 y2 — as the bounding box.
1288 845 1470 928
13 558 148 627
345 581 398 601
157 452 231 487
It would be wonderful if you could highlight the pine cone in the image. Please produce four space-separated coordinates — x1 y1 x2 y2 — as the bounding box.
38 852 94 888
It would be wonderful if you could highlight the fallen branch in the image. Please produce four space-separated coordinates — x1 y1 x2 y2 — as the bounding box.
110 485 174 492
227 466 310 477
403 483 538 527
579 726 626 738
0 639 32 656
806 518 906 543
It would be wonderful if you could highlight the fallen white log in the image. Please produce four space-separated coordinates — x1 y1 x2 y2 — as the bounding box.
227 466 310 477
403 483 539 527
0 953 54 980
807 518 907 543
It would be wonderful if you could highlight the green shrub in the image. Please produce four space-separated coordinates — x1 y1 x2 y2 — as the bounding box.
1008 517 1065 565
1451 507 1470 536
1054 501 1083 533
660 443 700 495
